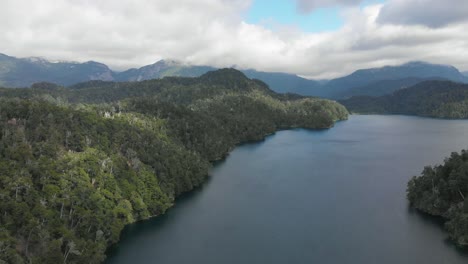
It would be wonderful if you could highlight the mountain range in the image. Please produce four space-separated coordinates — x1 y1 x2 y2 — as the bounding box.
340 80 468 119
0 53 467 99
321 61 467 98
0 53 113 87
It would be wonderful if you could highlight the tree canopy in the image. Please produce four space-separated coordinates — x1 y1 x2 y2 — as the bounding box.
408 150 468 247
0 69 348 263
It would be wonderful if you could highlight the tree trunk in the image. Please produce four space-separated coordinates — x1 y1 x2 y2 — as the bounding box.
63 248 70 264
60 202 64 219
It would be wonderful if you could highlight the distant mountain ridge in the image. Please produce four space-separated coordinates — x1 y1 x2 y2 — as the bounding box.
0 53 113 87
0 53 466 99
241 69 321 94
340 80 468 119
335 77 449 98
114 60 217 82
322 61 467 99
0 53 321 95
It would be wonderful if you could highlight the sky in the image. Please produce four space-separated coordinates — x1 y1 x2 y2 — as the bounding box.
1 0 468 79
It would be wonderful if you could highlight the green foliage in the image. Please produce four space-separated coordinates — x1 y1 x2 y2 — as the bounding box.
341 80 468 118
407 150 468 246
0 69 347 263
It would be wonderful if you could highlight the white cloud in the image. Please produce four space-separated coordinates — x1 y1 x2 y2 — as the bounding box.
1 0 468 78
0 0 251 69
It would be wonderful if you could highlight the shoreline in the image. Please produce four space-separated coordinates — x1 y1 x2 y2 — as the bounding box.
103 117 347 261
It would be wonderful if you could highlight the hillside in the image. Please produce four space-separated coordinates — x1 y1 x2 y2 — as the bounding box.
0 69 348 263
340 81 468 118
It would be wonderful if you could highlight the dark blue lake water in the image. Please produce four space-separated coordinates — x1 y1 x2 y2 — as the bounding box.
107 115 468 264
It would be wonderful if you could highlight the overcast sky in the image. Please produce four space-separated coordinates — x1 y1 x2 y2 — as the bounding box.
1 0 467 78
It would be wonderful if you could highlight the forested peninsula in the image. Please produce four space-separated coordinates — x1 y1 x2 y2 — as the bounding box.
0 69 348 263
408 150 468 247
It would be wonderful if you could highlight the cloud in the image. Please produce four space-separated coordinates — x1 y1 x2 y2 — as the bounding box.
377 0 468 28
295 0 363 13
0 0 251 69
0 0 467 79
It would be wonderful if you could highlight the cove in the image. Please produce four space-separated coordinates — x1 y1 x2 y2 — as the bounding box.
106 115 468 264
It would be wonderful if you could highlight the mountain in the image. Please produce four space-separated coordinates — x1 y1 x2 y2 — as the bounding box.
463 71 468 77
340 80 468 118
0 53 320 94
323 61 468 99
114 62 322 95
0 53 113 87
1 53 467 99
336 77 446 98
241 69 321 94
114 60 216 81
0 69 347 263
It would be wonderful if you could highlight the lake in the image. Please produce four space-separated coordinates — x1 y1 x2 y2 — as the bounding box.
106 115 468 264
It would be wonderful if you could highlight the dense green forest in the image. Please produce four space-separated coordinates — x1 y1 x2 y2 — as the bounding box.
408 150 468 247
340 81 468 118
0 69 348 263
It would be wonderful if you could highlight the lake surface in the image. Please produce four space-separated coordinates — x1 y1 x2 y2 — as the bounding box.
106 115 468 264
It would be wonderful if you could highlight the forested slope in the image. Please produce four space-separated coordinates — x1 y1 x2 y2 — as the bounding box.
0 69 348 263
408 150 468 247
